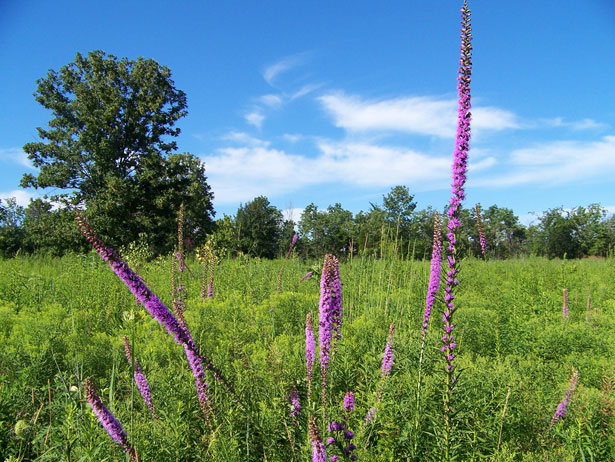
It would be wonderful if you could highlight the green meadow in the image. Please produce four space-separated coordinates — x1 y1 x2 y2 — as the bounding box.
1 253 613 461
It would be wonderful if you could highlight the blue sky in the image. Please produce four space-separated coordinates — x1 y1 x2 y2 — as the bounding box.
1 0 613 226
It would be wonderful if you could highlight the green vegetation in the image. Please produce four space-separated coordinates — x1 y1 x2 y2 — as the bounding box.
0 253 613 460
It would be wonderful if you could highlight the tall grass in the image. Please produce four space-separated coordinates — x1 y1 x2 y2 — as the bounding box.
1 253 614 460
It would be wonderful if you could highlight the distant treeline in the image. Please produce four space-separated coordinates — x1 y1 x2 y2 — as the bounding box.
2 186 613 260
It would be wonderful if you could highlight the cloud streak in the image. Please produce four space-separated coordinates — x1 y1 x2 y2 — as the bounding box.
318 92 520 137
0 148 34 169
475 135 615 187
262 53 309 86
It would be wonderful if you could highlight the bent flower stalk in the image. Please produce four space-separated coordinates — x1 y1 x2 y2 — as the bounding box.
84 378 137 461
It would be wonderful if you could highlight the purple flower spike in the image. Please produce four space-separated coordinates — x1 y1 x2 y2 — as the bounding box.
306 312 316 400
442 2 472 456
76 213 239 415
423 212 442 342
365 406 376 424
343 391 355 413
84 378 137 461
123 336 156 419
309 416 328 462
319 254 342 405
550 369 579 428
288 388 301 418
381 323 395 378
300 271 313 284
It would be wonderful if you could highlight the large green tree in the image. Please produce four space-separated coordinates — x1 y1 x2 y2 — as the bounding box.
299 203 354 257
235 196 283 258
21 50 214 253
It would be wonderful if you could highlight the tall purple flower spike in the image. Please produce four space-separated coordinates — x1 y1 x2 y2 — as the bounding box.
84 378 137 461
123 336 156 419
381 323 395 378
319 254 342 405
76 213 240 415
550 369 579 428
423 212 442 343
442 1 472 458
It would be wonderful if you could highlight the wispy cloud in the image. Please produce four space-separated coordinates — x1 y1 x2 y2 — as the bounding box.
290 83 323 101
0 148 34 169
244 111 265 129
262 53 309 86
475 135 615 187
220 131 271 147
258 94 284 107
541 117 609 131
318 92 519 137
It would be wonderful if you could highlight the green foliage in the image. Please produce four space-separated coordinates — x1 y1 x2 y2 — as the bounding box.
0 198 25 257
0 253 614 460
299 202 355 257
235 196 283 258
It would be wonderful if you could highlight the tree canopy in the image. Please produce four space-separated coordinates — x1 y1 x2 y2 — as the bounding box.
20 50 214 253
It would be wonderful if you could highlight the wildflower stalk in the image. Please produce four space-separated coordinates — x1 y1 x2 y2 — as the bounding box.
277 233 298 294
296 271 313 289
365 323 395 425
309 416 328 462
379 323 395 400
76 213 240 414
306 312 316 402
474 204 486 256
173 208 214 419
562 288 569 321
207 249 215 298
319 254 342 408
442 2 472 459
414 212 442 450
550 369 579 428
122 336 156 419
84 378 137 461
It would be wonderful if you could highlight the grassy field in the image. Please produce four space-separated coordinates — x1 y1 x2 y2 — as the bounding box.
0 252 614 461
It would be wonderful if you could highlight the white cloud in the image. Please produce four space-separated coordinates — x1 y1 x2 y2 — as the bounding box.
475 135 615 187
469 156 497 172
0 189 35 207
0 148 34 169
258 94 283 107
244 111 265 129
542 117 608 131
262 53 308 86
281 134 304 143
290 83 323 101
202 141 452 204
319 92 519 137
220 131 270 147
